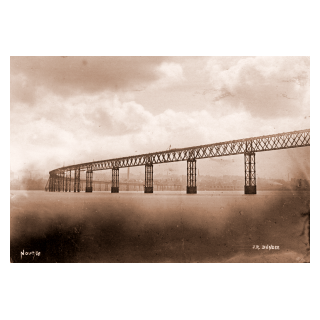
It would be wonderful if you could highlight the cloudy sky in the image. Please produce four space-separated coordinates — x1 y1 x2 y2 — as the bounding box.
10 56 310 179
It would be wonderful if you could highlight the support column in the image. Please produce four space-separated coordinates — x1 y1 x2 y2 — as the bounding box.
54 174 59 192
55 174 58 192
86 167 93 192
58 172 64 192
144 163 153 193
49 174 54 192
56 173 60 192
74 168 80 192
62 171 65 192
65 170 71 192
244 152 256 194
187 158 197 194
111 168 119 193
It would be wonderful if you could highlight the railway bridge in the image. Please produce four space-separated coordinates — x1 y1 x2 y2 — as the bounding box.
46 129 310 194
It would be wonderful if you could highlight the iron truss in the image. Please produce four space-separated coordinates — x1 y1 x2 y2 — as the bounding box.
49 129 310 174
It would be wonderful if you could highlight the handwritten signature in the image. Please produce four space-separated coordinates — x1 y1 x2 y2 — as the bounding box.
252 245 279 250
21 250 41 260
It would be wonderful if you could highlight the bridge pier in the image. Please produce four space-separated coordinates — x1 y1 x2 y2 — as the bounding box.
65 170 71 192
244 152 256 194
55 174 59 192
144 163 153 193
49 174 54 192
111 168 119 193
86 167 93 192
187 158 197 194
57 172 62 192
58 172 63 192
59 172 63 191
62 171 66 192
74 168 80 192
54 174 59 192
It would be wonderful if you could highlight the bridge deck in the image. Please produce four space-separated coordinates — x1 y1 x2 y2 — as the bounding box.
49 129 310 174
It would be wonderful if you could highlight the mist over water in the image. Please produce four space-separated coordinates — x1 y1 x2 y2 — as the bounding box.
10 190 310 263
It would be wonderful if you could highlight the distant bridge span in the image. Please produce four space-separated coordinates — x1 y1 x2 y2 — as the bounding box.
47 128 310 194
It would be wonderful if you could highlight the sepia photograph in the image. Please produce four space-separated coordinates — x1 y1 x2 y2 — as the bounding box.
10 56 310 263
5 2 320 319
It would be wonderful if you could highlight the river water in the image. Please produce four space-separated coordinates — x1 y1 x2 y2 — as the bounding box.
10 190 310 263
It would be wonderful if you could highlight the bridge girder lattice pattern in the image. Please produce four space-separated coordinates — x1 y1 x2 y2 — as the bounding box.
49 129 310 175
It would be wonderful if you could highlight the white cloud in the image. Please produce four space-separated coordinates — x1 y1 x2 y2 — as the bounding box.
150 62 185 88
158 62 184 80
11 86 309 173
206 56 310 119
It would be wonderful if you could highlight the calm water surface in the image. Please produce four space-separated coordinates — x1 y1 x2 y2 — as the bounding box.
10 190 310 263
